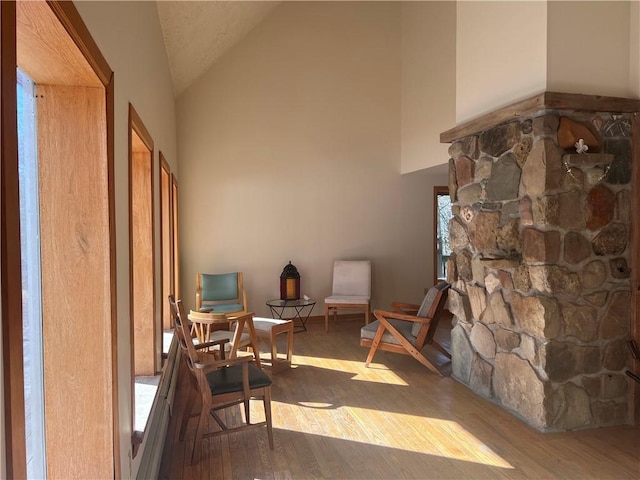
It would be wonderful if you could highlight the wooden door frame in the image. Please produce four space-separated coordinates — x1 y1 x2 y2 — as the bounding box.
1 3 26 477
171 175 180 300
631 113 640 426
159 152 173 333
128 103 156 455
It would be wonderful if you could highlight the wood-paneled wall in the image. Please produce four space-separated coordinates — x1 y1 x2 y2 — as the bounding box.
132 148 155 376
37 84 113 479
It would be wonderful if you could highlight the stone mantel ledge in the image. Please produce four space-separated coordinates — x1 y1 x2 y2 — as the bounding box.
441 91 640 144
563 153 614 167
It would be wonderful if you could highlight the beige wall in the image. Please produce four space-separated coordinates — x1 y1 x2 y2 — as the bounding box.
178 2 448 318
401 2 456 173
73 1 177 477
456 1 638 124
547 1 632 97
456 1 547 122
629 0 640 96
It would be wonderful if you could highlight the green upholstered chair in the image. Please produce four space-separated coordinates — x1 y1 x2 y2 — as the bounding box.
195 272 247 315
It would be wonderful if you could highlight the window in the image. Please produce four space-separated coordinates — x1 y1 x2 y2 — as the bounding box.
17 68 46 480
160 153 173 354
172 176 180 300
434 186 453 283
129 104 157 447
4 3 116 477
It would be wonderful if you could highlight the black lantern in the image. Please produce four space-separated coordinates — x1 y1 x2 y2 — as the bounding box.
280 261 300 301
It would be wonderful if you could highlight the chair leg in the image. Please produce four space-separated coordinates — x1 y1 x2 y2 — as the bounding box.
404 344 443 377
365 323 386 367
286 322 294 364
324 304 330 332
432 340 452 359
191 407 209 465
244 398 251 425
270 328 278 366
264 387 274 449
365 305 370 325
179 387 196 441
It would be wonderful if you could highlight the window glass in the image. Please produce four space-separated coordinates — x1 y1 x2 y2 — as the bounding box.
436 191 452 282
17 68 46 479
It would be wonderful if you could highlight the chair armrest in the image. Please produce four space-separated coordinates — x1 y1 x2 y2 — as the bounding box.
226 312 254 322
373 309 431 324
188 310 228 322
194 353 254 371
391 302 420 315
194 339 228 351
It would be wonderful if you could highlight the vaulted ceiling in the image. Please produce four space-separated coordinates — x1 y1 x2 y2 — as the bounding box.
156 1 280 97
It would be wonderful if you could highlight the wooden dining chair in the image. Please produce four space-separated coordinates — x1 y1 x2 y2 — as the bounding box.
168 295 274 465
360 282 451 375
187 309 261 366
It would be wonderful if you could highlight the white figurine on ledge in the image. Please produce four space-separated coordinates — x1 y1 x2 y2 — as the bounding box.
575 138 589 154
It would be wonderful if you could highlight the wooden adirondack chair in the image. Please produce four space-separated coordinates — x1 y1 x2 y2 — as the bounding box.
360 282 451 375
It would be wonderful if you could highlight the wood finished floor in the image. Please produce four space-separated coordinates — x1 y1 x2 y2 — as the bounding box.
159 316 639 479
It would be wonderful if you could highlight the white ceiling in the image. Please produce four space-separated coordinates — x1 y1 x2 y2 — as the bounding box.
156 1 280 97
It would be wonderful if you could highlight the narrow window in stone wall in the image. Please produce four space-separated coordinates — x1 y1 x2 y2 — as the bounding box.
434 186 452 283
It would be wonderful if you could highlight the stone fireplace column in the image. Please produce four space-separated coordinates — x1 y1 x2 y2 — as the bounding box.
441 92 638 431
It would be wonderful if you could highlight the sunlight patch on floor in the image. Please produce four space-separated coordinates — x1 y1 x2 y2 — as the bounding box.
292 354 361 370
349 371 409 385
293 354 410 385
273 400 513 469
298 401 335 408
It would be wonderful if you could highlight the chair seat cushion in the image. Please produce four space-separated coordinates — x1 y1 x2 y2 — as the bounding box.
252 317 291 331
207 363 272 395
200 303 244 314
325 295 370 305
361 319 416 346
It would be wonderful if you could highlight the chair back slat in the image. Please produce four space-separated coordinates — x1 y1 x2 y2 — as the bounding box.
168 295 213 397
196 272 246 314
332 260 371 296
201 272 239 302
413 283 450 348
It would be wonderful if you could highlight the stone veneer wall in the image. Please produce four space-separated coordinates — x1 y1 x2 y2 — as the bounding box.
447 111 632 431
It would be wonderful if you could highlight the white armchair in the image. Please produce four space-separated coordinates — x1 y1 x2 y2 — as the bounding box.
324 260 371 332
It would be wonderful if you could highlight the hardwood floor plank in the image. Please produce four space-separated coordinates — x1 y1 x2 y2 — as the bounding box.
159 318 640 479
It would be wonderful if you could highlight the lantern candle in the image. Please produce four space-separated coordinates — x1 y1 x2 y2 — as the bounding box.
280 261 300 301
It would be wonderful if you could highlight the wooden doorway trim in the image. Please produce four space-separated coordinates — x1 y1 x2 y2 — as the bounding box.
128 103 156 455
2 1 117 477
160 153 172 333
171 175 180 300
631 113 640 426
1 2 27 478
